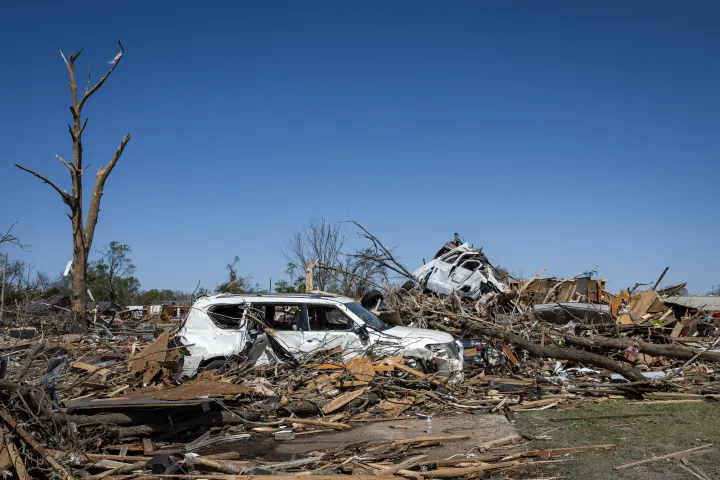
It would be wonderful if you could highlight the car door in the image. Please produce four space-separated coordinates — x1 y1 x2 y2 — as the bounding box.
274 304 364 361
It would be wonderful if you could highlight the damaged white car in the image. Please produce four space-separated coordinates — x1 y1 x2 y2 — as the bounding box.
413 237 507 300
177 293 464 383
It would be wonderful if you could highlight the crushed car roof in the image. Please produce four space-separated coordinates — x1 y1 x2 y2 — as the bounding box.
198 293 354 304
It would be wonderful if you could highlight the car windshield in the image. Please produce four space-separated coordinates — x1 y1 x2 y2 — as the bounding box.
345 302 391 331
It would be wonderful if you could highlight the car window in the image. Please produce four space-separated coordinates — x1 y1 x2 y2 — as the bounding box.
301 306 354 331
248 304 310 331
345 302 390 331
208 304 246 329
442 252 461 264
322 307 351 331
461 260 481 271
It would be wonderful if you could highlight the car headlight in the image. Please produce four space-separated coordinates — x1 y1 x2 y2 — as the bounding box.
425 342 461 360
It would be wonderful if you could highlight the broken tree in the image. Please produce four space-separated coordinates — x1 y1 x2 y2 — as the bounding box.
14 41 131 331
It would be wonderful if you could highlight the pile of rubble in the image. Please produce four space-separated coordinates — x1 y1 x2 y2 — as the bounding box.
0 235 718 479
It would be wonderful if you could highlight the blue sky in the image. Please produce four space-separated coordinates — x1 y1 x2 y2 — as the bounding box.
1 1 718 294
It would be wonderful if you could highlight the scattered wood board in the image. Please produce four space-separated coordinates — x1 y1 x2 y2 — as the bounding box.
345 356 375 383
322 388 368 414
129 330 169 372
631 291 658 318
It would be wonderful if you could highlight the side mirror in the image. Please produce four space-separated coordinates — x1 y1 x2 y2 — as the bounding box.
355 324 370 343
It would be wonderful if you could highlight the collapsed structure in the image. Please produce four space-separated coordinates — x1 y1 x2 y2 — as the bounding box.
0 234 718 479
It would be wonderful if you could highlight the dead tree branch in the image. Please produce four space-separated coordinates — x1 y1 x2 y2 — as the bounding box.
346 220 415 280
0 223 28 250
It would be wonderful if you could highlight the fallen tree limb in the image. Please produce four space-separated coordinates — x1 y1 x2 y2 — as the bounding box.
0 410 77 480
563 336 720 363
454 318 647 382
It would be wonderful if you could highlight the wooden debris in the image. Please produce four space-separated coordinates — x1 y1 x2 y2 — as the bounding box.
322 387 368 414
614 444 714 470
281 418 352 430
345 356 375 383
478 434 522 452
0 410 77 480
129 329 169 372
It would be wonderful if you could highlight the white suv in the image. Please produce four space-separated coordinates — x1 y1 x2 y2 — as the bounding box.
178 293 463 382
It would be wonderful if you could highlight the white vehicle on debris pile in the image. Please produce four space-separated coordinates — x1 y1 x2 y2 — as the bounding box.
177 293 464 383
412 237 507 300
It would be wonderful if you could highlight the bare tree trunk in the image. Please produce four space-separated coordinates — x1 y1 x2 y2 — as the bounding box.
305 259 314 292
0 252 7 321
14 42 131 332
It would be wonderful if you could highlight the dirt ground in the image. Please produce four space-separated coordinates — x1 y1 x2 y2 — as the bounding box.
267 413 518 461
263 400 719 479
515 399 720 479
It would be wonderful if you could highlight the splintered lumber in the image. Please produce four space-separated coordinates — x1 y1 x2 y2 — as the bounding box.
345 356 375 383
130 330 169 372
389 359 425 378
510 399 559 411
390 435 471 448
520 444 615 457
375 455 427 476
103 476 400 480
142 438 153 456
478 434 522 451
71 361 112 377
0 432 11 470
5 435 29 480
631 290 658 318
322 388 368 414
186 456 245 474
549 413 653 422
375 397 414 416
0 410 77 480
425 460 521 477
614 444 714 470
281 417 352 430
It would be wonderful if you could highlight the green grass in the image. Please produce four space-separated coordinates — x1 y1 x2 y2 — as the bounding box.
514 400 720 479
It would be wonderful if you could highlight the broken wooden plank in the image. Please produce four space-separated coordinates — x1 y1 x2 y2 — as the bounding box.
5 436 29 480
424 460 521 477
321 388 368 414
549 413 653 422
614 444 713 470
129 330 169 372
478 434 522 452
390 435 471 448
104 476 399 480
0 431 11 470
0 411 77 480
142 438 153 456
389 360 425 378
374 397 414 417
375 455 427 476
345 356 375 383
280 418 352 430
521 444 615 457
71 361 112 378
510 398 560 411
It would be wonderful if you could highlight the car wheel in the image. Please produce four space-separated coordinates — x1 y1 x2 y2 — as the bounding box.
198 359 227 373
401 280 416 292
361 290 384 310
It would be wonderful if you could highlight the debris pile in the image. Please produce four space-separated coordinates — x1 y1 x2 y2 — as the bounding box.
0 234 718 478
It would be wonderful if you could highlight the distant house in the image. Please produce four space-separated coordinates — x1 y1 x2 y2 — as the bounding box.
145 301 189 321
664 296 720 314
89 301 125 319
23 295 71 314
